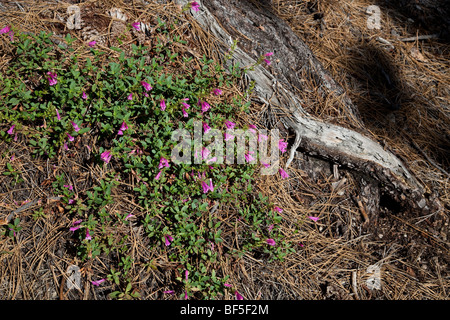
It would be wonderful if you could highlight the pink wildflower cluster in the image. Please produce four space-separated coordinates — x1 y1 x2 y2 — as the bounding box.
0 25 14 41
47 71 57 86
155 157 170 180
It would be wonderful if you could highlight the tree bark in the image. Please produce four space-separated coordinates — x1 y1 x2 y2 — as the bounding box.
174 0 441 214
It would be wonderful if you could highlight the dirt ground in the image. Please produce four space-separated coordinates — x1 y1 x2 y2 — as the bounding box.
0 0 448 300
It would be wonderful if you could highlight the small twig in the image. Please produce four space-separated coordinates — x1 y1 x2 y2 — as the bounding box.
15 1 24 11
376 37 394 50
356 197 370 223
399 34 439 42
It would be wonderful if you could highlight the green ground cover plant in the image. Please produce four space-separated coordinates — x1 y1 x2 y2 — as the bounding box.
0 20 292 299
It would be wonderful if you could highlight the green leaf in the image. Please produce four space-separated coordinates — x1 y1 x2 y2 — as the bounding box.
78 127 90 135
9 98 20 106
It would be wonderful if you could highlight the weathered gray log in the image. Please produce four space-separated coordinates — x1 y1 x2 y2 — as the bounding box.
172 0 441 213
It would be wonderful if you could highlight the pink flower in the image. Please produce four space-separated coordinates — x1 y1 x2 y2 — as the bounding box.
127 93 133 100
258 134 268 142
262 162 270 168
224 132 234 142
268 224 274 232
1 26 14 41
244 152 255 163
279 168 289 179
264 59 271 65
155 170 162 180
181 102 190 117
266 238 276 246
200 101 211 113
68 199 74 204
203 122 211 134
224 283 232 288
213 88 223 96
7 125 14 135
101 150 112 163
164 235 174 246
63 143 69 151
248 124 257 133
158 157 170 169
190 1 200 11
198 172 206 180
201 147 210 160
160 99 166 111
117 121 128 135
206 157 217 164
85 229 92 240
13 133 17 141
47 71 57 86
235 291 243 300
56 108 61 120
207 179 214 192
201 181 210 194
71 121 80 132
73 220 82 226
88 40 96 47
91 279 105 286
141 81 152 92
125 213 134 221
82 91 88 100
67 134 74 141
185 290 188 300
274 206 283 213
308 216 319 222
278 139 288 153
265 52 274 57
225 121 235 130
201 179 214 193
0 25 11 34
132 22 140 30
69 225 81 232
63 184 73 191
164 290 175 294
